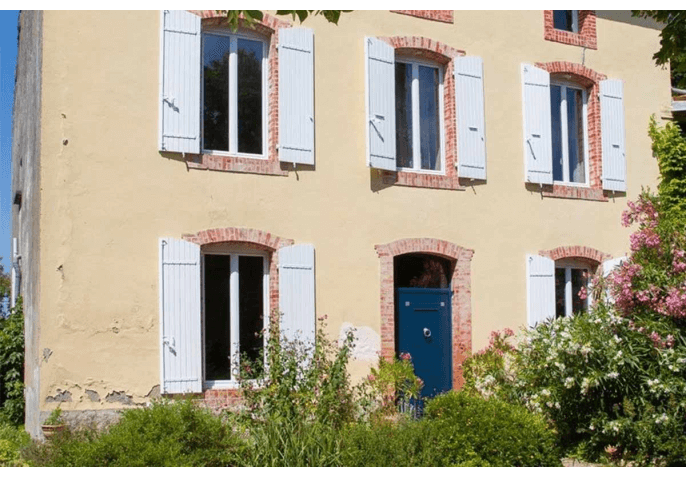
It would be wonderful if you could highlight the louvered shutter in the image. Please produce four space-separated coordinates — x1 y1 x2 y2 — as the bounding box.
365 37 396 171
455 56 487 180
159 10 201 154
603 256 627 278
527 254 555 327
601 80 626 192
159 238 202 394
279 28 315 165
279 244 316 346
522 64 553 184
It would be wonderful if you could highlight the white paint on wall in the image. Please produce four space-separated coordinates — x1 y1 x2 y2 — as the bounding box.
339 322 380 361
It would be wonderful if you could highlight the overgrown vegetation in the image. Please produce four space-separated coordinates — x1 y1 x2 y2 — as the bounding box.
0 298 24 426
464 120 686 466
0 422 30 467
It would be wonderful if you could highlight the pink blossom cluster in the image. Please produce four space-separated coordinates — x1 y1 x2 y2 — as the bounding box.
626 321 677 349
629 228 661 252
476 329 516 356
399 352 412 361
655 287 686 319
621 196 659 228
578 287 588 301
609 262 644 315
672 248 686 273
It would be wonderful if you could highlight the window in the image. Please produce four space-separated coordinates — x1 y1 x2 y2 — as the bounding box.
553 10 578 33
395 59 445 173
202 31 268 157
550 81 588 184
202 247 269 387
554 261 590 318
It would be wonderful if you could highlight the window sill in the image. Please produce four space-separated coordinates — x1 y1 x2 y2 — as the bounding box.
381 170 465 191
186 153 287 176
541 184 608 202
544 29 597 49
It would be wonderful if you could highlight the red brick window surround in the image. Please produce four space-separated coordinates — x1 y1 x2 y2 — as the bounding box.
181 227 294 406
375 238 474 390
391 10 454 24
543 10 597 50
538 245 611 266
536 61 608 202
185 11 292 177
378 36 466 191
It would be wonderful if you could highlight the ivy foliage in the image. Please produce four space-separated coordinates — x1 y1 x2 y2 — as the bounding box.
650 118 686 217
0 298 24 426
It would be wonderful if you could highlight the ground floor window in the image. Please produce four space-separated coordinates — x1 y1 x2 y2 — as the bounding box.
555 260 590 318
203 248 269 386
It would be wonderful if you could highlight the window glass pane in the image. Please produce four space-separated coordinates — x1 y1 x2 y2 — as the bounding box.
395 62 413 169
567 88 586 183
551 85 563 182
237 38 263 155
553 10 573 32
203 34 230 152
239 256 264 367
394 254 452 289
555 268 566 318
204 254 231 381
419 65 440 171
571 268 588 315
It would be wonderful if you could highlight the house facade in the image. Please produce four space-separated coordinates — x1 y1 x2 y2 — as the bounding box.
10 10 671 438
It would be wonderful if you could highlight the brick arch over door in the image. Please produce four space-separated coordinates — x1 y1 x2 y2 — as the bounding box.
182 227 294 312
375 238 474 389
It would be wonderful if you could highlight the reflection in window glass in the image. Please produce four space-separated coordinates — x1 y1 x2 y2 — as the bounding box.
203 34 230 152
567 88 585 183
551 85 563 182
239 256 264 365
419 65 441 171
553 10 574 32
571 268 588 315
395 62 413 169
237 38 263 155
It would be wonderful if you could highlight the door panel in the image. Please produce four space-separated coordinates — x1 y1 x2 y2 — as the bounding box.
397 288 452 398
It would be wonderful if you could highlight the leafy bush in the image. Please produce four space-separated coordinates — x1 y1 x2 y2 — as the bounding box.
0 298 24 426
0 422 30 467
342 392 560 467
25 400 247 467
463 328 520 403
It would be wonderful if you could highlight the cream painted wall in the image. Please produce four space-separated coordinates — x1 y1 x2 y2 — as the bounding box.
37 11 670 409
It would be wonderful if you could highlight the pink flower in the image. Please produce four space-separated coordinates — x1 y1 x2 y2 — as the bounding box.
367 374 376 382
400 352 412 361
578 287 588 301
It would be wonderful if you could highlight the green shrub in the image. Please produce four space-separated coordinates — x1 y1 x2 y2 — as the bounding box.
0 298 24 426
0 422 30 467
26 400 247 467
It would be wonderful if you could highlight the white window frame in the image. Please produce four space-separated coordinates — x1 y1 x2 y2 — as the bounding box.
201 245 270 389
201 28 269 159
555 259 591 317
395 56 446 176
551 79 589 187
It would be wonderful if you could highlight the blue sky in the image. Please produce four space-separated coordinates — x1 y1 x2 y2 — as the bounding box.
0 10 18 274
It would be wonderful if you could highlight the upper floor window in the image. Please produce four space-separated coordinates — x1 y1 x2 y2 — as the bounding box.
202 31 268 157
551 81 588 185
395 59 444 173
553 10 579 33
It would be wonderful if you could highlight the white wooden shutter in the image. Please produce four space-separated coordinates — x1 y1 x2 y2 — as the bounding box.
159 237 202 394
522 64 553 185
455 56 487 180
159 10 201 154
279 28 315 165
603 256 627 304
278 244 316 346
601 79 626 192
365 37 396 171
527 254 555 327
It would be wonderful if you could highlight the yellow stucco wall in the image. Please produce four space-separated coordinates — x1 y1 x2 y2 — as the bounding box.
37 11 671 410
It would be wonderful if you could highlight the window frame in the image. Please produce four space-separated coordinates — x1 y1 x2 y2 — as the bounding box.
550 79 590 187
201 245 270 389
555 259 591 318
394 56 446 176
200 27 270 160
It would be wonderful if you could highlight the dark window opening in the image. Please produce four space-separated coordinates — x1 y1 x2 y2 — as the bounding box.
553 10 575 32
239 256 264 365
204 254 232 381
394 253 452 289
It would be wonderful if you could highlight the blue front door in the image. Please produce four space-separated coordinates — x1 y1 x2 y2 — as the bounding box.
397 288 452 398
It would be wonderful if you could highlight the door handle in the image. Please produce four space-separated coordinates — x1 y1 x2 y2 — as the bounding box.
423 328 431 338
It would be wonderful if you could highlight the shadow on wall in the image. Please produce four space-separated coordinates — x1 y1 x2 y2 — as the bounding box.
595 11 662 30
